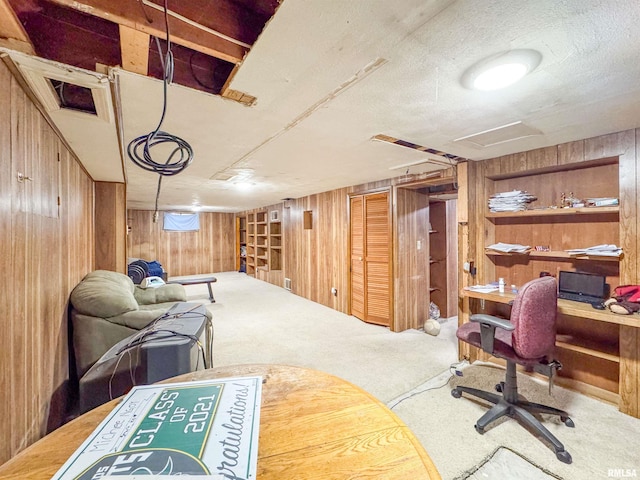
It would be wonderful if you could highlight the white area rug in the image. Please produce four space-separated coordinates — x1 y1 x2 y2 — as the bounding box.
196 271 458 403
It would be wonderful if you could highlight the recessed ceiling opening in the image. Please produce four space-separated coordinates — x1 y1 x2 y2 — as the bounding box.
49 79 97 115
9 0 280 100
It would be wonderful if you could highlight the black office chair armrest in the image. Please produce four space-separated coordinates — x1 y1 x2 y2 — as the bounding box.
470 314 515 354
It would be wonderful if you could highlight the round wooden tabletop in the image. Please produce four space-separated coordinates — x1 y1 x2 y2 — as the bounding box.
0 364 441 479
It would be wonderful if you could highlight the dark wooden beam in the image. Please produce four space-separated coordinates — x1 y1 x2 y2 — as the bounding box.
48 0 248 64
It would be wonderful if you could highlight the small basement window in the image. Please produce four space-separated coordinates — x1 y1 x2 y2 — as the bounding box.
163 212 200 232
49 79 97 115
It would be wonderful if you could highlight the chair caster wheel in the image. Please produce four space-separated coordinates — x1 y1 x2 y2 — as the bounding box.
561 416 575 428
495 382 504 393
451 388 462 399
556 450 572 464
474 424 485 434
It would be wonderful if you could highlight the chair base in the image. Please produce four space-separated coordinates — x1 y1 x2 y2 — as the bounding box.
451 362 573 464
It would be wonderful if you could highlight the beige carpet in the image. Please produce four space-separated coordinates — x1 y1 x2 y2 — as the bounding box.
180 272 640 480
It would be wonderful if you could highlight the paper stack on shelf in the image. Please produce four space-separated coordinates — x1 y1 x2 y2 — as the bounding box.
488 190 537 212
565 244 623 257
486 242 531 254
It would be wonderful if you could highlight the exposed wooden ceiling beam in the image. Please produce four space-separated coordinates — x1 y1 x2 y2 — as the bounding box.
119 24 149 75
0 0 35 54
48 0 248 64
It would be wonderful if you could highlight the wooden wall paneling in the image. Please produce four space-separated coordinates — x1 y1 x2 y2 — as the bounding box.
0 57 13 464
394 187 429 331
331 190 349 313
444 199 458 317
583 130 635 162
316 193 334 306
457 160 476 360
281 189 350 316
557 140 585 165
498 152 527 175
1 62 95 464
525 145 558 170
94 182 126 273
9 70 29 457
618 129 639 417
126 210 235 277
479 159 501 285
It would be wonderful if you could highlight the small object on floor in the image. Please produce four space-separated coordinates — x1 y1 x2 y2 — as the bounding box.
424 318 440 336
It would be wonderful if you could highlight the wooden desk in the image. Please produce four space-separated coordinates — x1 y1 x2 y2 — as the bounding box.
461 289 640 328
0 364 441 480
460 288 640 417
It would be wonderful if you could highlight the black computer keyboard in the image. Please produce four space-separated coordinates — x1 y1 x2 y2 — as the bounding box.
558 292 601 304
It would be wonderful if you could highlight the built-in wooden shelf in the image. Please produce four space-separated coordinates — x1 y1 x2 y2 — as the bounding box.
486 205 618 219
485 249 621 262
556 335 619 363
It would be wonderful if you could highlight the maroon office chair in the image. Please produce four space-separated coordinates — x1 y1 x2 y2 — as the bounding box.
452 276 574 464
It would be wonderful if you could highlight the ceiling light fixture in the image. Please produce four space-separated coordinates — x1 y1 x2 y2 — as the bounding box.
461 49 542 91
234 181 254 191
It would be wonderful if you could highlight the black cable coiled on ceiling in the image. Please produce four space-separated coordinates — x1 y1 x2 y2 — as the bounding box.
127 0 194 219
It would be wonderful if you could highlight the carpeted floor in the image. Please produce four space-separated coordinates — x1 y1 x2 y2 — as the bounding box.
180 272 640 480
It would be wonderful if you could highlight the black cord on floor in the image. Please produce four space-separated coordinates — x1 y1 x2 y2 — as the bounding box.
388 360 468 410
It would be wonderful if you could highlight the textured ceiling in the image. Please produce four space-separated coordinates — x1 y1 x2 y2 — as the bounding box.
4 0 640 212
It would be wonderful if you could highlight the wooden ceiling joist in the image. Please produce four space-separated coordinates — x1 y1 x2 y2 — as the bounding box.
119 25 149 75
0 0 34 54
48 0 248 64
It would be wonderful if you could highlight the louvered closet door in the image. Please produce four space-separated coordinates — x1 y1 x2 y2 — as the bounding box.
350 195 365 320
350 191 391 327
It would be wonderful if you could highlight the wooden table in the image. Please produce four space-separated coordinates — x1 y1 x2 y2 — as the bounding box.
0 364 441 479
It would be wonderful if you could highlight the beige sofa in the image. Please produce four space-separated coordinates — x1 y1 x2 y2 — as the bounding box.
70 270 205 379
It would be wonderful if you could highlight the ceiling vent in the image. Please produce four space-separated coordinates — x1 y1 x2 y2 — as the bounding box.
453 121 542 148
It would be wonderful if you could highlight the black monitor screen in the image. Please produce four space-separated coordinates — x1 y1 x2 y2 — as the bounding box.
558 271 606 298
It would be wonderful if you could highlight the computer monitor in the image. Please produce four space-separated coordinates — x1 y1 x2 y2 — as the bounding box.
79 304 212 413
558 271 608 304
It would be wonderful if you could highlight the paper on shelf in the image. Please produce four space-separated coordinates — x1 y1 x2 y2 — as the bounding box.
488 190 537 212
565 244 623 257
486 242 531 253
465 285 499 293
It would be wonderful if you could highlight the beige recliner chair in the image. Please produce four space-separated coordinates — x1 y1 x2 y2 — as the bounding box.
69 270 205 380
